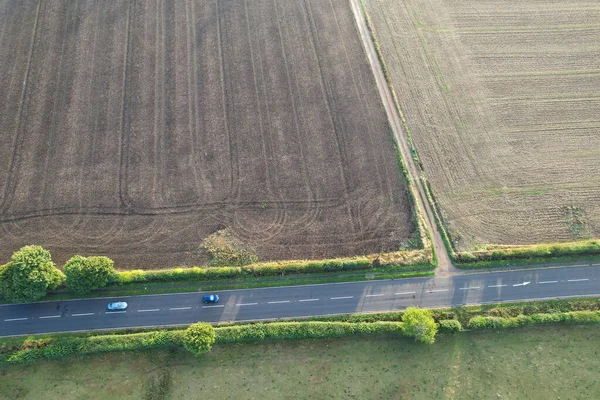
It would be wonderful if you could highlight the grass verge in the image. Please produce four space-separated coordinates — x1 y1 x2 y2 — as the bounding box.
23 267 434 303
1 325 599 399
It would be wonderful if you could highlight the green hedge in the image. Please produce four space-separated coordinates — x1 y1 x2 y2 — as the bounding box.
115 253 435 285
1 322 404 365
456 240 600 265
4 330 184 365
467 311 600 330
214 321 404 343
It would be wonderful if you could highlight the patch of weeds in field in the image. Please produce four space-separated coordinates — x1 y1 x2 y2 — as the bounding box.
564 205 590 239
144 369 173 400
200 229 258 267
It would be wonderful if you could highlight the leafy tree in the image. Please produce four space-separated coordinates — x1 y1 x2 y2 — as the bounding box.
64 255 117 294
402 307 438 344
0 246 64 303
183 322 215 356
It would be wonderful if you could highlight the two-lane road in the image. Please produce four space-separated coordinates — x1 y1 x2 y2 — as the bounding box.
1 264 599 337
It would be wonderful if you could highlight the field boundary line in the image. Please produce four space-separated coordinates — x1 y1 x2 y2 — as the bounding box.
118 0 134 210
349 0 452 271
0 0 43 214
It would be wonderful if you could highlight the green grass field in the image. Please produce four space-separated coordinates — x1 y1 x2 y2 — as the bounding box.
1 325 599 399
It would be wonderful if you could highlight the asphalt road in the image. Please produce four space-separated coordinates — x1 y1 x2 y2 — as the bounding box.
1 264 599 337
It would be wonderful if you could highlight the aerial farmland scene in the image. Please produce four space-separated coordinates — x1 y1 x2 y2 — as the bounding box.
0 0 599 399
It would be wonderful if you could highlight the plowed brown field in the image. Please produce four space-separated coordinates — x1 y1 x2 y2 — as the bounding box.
0 0 414 268
365 0 600 250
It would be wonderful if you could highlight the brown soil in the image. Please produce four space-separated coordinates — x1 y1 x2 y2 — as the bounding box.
0 0 414 268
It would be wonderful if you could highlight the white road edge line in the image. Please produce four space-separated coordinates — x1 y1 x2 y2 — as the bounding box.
395 291 416 295
365 294 385 297
39 315 61 319
427 289 449 293
72 313 94 317
459 287 480 290
568 279 589 282
4 318 27 322
539 281 558 284
268 301 290 304
138 309 160 313
488 284 507 288
202 305 225 308
169 307 191 311
330 296 353 300
236 303 258 306
298 299 319 302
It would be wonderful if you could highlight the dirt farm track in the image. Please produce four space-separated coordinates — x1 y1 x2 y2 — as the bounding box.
0 0 414 268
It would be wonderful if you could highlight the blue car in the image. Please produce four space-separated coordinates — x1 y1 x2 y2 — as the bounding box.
107 301 128 311
202 295 219 304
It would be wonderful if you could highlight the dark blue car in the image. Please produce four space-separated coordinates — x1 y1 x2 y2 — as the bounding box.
202 295 219 304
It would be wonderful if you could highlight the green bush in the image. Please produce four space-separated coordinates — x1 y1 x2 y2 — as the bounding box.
65 255 117 294
438 319 462 333
402 308 438 344
183 323 215 356
0 246 65 303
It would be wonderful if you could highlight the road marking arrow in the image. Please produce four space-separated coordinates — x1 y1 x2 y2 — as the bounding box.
513 281 531 287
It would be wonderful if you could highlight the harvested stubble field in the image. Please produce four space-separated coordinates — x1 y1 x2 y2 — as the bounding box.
0 0 414 268
364 0 600 250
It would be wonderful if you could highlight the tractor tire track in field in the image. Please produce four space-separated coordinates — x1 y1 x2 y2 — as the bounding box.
303 0 356 233
118 0 135 211
0 0 42 215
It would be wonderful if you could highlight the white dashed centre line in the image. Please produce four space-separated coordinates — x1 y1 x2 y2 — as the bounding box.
4 318 27 322
427 289 449 293
236 303 258 306
39 315 61 319
488 284 507 288
568 279 589 282
459 287 480 290
72 313 94 317
105 311 126 314
539 281 558 284
138 309 160 313
298 299 319 302
169 307 191 311
268 301 290 304
330 296 353 300
202 305 225 308
395 291 416 295
365 294 385 297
